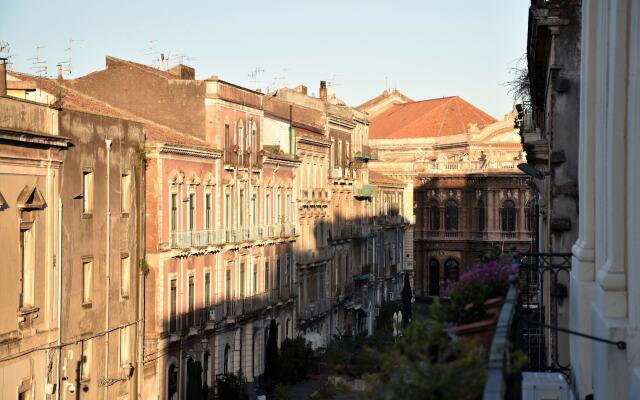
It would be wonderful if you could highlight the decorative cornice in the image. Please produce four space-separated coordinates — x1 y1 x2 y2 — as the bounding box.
297 135 332 148
160 144 222 159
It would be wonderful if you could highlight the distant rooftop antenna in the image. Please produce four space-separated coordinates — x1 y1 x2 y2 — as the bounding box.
174 53 195 66
0 41 14 69
158 52 170 71
58 38 83 77
268 68 288 93
29 45 48 77
248 66 264 87
144 40 160 68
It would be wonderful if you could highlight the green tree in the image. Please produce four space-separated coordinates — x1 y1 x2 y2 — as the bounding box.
366 319 486 400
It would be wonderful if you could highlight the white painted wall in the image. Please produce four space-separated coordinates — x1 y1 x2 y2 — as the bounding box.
263 116 291 154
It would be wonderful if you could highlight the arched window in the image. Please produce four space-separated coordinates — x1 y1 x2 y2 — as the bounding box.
168 364 178 400
501 200 516 232
223 344 231 374
429 200 440 231
444 199 458 231
444 259 460 282
477 199 485 231
428 258 440 296
525 200 537 232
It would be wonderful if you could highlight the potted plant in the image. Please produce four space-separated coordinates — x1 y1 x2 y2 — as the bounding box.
441 259 515 346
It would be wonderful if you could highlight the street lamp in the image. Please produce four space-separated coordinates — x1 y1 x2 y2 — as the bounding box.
517 163 549 180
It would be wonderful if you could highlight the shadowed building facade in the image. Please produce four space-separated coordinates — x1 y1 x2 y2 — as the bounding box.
359 92 534 297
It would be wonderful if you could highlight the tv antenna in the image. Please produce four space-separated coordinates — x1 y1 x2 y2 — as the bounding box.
28 45 48 77
143 40 160 68
267 68 288 92
59 38 83 77
174 53 195 66
248 67 264 87
0 41 15 69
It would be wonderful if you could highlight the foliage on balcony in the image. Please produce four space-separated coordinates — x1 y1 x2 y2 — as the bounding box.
434 259 515 324
354 148 378 162
354 184 377 199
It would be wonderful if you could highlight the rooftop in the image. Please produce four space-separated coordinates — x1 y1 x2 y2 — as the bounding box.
369 96 496 140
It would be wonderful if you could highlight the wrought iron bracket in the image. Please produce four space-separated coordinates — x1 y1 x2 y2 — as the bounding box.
520 317 626 350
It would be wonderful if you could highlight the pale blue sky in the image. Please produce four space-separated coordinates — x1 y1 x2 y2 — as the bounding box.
0 0 529 118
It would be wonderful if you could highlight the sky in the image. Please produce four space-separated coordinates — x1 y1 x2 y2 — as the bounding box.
0 0 529 119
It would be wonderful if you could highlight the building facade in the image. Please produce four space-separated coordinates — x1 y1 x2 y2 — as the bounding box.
361 93 533 296
0 91 69 400
1 58 410 399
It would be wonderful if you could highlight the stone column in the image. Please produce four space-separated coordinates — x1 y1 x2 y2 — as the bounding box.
591 1 633 399
570 0 598 395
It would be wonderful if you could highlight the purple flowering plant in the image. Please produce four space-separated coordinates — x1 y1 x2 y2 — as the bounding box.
441 259 516 323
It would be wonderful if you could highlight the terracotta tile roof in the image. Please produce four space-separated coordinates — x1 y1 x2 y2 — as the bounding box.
7 71 213 150
369 96 496 139
356 89 413 111
105 56 178 80
369 170 404 187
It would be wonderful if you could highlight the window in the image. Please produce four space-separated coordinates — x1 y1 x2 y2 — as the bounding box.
121 172 131 214
205 193 212 230
121 255 130 298
203 351 210 388
225 193 232 228
188 193 195 231
264 260 270 291
240 263 245 297
82 259 93 305
168 364 178 400
501 200 516 232
337 140 343 166
223 344 231 374
429 258 440 296
429 200 440 231
251 195 257 226
81 340 92 380
525 200 537 231
225 123 231 162
119 326 130 367
276 192 281 223
82 170 93 214
265 193 271 224
444 259 460 282
239 190 245 226
285 193 291 223
188 275 195 325
20 226 35 308
285 254 291 286
226 269 231 301
478 199 486 231
204 272 211 308
170 279 177 331
276 258 281 290
253 263 258 294
171 193 178 233
444 199 458 231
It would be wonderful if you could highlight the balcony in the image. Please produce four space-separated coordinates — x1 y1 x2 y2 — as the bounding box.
298 298 330 320
298 247 332 265
354 146 378 162
354 184 376 200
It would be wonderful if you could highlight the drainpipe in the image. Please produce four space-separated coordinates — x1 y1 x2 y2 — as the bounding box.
136 145 146 398
105 138 112 400
57 198 63 400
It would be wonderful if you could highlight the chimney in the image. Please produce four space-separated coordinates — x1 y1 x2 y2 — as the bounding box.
319 81 327 102
57 64 63 81
0 58 7 96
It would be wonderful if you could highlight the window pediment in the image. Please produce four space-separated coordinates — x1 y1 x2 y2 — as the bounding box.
17 186 46 210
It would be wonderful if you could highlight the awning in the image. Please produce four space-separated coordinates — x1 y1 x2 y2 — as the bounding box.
353 273 372 282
